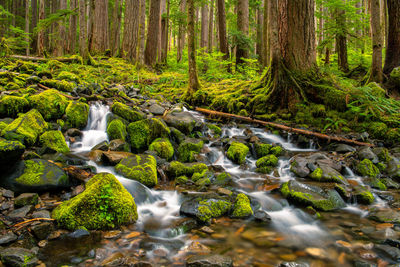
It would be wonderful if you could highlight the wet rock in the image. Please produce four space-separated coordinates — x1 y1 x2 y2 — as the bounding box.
91 141 109 151
217 188 232 196
358 147 379 164
149 103 165 115
241 228 275 247
180 197 231 223
163 108 201 134
186 254 233 267
127 118 170 151
112 102 144 123
32 210 51 219
0 247 38 267
100 252 125 266
31 222 54 240
254 210 271 222
115 154 158 187
0 138 25 171
102 151 133 165
354 187 375 205
374 244 400 261
2 189 14 198
66 128 83 137
0 201 13 211
7 205 33 219
290 157 310 178
178 138 204 163
385 239 400 249
65 101 89 129
280 262 309 267
369 228 398 240
67 228 90 239
109 139 129 152
0 231 17 245
369 209 400 223
387 158 400 179
200 226 214 234
14 193 39 207
353 260 376 267
304 247 329 260
335 144 356 153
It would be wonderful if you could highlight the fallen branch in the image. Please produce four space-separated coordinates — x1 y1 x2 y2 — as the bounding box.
195 107 374 147
13 218 55 231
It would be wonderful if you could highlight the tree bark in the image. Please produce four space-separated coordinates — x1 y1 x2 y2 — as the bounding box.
122 0 140 61
369 0 383 83
68 0 78 53
25 0 29 55
37 0 45 56
79 0 88 61
90 0 109 54
256 4 263 63
208 0 214 53
236 0 249 66
145 0 161 66
110 0 121 56
160 0 169 63
187 0 200 93
217 0 229 60
336 7 349 72
56 0 67 56
177 0 186 62
138 0 146 63
31 0 38 54
383 0 400 75
262 0 269 66
200 3 209 52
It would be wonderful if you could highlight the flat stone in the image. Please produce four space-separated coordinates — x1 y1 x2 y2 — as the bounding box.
100 252 125 266
0 247 38 267
200 226 214 234
305 247 329 259
186 254 233 267
0 231 17 245
7 205 33 219
2 189 14 198
125 231 140 239
375 244 400 261
67 228 90 239
369 209 400 223
335 144 356 153
14 193 39 207
32 210 51 219
149 104 165 115
31 222 54 240
254 210 271 222
217 188 232 196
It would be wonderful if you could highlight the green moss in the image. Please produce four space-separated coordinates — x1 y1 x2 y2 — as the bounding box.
309 168 323 180
390 67 400 86
375 148 391 163
107 119 127 141
254 143 272 158
177 139 204 162
227 142 249 165
0 96 29 117
214 172 232 185
367 82 386 97
1 109 47 145
52 173 137 230
39 130 69 153
369 179 387 191
0 122 7 132
334 184 347 199
176 175 188 184
168 161 208 178
197 199 231 222
256 154 278 173
355 190 375 205
195 177 211 186
232 193 253 218
112 102 144 123
15 160 45 186
369 122 388 140
238 109 248 117
127 118 170 151
207 124 222 137
42 79 75 92
270 146 283 157
376 162 386 172
65 101 89 129
29 89 69 120
149 138 174 160
6 82 20 90
115 154 158 187
357 159 380 178
387 128 400 142
56 71 80 83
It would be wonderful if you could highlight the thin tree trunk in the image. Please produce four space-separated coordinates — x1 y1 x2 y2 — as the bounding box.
369 0 383 83
177 0 186 62
200 3 209 52
68 0 78 53
37 0 45 56
217 0 229 60
187 0 200 93
158 0 165 61
79 0 88 61
110 0 121 56
256 4 263 63
31 0 38 54
145 0 161 66
160 0 169 62
122 0 140 61
56 0 67 56
208 0 214 53
138 0 146 63
25 0 29 55
262 0 269 66
90 0 109 54
383 0 400 75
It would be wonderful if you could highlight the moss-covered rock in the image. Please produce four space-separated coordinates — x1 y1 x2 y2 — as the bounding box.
256 154 278 174
354 188 375 205
28 89 69 120
127 118 170 151
163 109 199 134
0 138 25 169
52 173 137 230
167 161 208 178
367 82 386 97
227 142 249 165
214 172 232 186
111 102 144 123
270 146 283 157
254 143 272 158
149 138 174 160
357 159 380 178
56 71 80 83
177 138 204 162
180 197 231 223
107 119 127 141
308 165 345 183
41 79 75 92
207 124 222 137
1 109 47 145
65 101 89 129
0 96 29 117
39 131 69 153
232 193 253 218
115 154 158 187
390 67 400 87
368 122 388 140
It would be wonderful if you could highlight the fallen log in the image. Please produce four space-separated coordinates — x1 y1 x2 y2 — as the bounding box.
195 107 374 147
7 54 81 63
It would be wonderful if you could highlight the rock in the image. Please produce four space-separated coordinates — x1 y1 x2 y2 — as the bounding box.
31 222 54 240
374 244 400 261
280 262 309 267
2 189 14 198
52 173 137 230
107 119 127 141
149 138 174 160
102 151 133 165
305 247 329 259
67 228 90 239
356 159 379 178
91 141 109 151
100 252 125 266
148 103 165 115
28 89 69 120
358 147 379 163
226 142 249 165
369 209 400 223
0 95 29 117
217 188 232 196
39 130 69 153
186 254 233 267
254 210 271 222
109 139 129 152
32 210 51 219
335 144 356 153
256 154 278 174
115 154 158 187
66 128 83 137
387 158 400 179
0 247 38 267
111 102 144 122
167 161 208 178
178 138 204 162
314 163 345 183
127 118 170 151
354 187 375 205
180 197 231 222
241 228 275 247
0 231 17 245
163 109 201 134
7 205 33 219
1 109 47 145
369 228 398 240
390 66 400 87
65 101 89 129
280 180 346 211
14 193 39 207
3 159 70 193
231 193 253 218
290 157 310 178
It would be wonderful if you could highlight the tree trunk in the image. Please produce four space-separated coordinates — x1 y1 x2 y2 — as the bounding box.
145 0 161 66
122 0 140 61
79 0 88 61
256 4 263 63
177 0 186 62
217 0 229 60
110 0 121 56
208 0 214 53
200 3 209 52
25 0 29 55
68 0 78 53
158 0 165 61
187 0 200 93
37 0 45 56
56 0 67 56
236 0 249 66
336 7 349 72
138 0 146 63
90 0 109 54
31 0 38 54
383 0 400 75
262 0 269 66
160 0 169 63
369 0 383 83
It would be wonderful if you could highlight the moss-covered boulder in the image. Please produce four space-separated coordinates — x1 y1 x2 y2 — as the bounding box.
367 82 386 98
390 67 400 87
256 155 278 174
127 118 170 151
180 197 231 222
369 122 388 140
0 138 25 169
354 187 375 205
231 193 253 218
52 173 137 230
254 143 272 158
357 159 380 178
41 79 75 92
1 109 47 145
39 130 69 153
207 124 222 137
227 142 249 165
309 164 345 183
167 161 208 178
177 138 204 162
3 159 69 192
65 101 89 129
56 71 80 83
107 119 127 141
163 109 200 134
115 154 158 187
149 138 174 160
281 180 346 211
0 96 29 117
28 89 69 120
111 102 144 123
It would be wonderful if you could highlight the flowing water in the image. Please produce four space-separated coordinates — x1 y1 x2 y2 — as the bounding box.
43 103 398 266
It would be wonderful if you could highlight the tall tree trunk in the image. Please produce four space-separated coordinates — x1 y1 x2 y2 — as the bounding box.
110 0 121 56
25 0 29 55
56 0 67 56
208 0 214 53
145 0 161 66
336 7 349 72
122 0 140 61
68 0 78 53
262 0 269 66
79 0 88 61
187 0 200 93
383 0 400 75
217 0 229 60
200 3 209 52
256 4 263 63
158 0 165 61
236 0 249 66
31 0 38 54
90 0 109 54
138 0 146 63
37 0 45 56
160 0 169 62
369 0 383 83
177 0 186 62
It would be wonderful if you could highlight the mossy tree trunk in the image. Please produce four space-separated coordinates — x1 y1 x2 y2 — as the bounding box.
383 0 400 76
187 0 200 94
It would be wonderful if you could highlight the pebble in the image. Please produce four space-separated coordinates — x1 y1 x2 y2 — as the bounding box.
305 247 329 260
217 188 232 196
0 231 17 245
200 226 214 234
103 230 121 239
125 231 141 239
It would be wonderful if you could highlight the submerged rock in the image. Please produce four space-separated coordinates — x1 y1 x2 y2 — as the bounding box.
115 154 158 187
52 173 137 230
186 254 233 267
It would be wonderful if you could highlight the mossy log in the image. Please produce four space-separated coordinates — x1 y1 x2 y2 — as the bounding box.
7 55 81 63
195 107 374 147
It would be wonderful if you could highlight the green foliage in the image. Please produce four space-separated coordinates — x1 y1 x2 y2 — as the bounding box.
323 117 347 133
